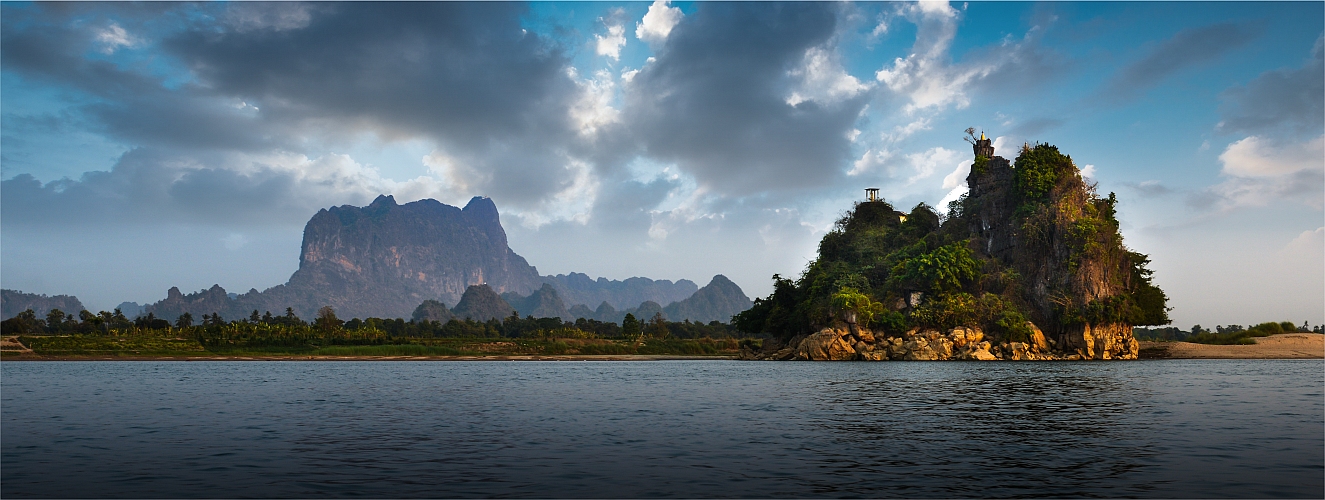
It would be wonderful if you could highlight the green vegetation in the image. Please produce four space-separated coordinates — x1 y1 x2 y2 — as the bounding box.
1182 321 1313 345
736 142 1170 343
3 305 748 358
1133 321 1319 344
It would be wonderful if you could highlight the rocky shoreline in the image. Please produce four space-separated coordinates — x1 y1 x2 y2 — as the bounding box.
739 322 1140 361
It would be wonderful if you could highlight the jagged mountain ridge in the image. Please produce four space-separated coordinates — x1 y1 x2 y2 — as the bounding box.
502 275 752 324
1 290 85 320
139 196 752 323
540 273 697 310
146 195 543 320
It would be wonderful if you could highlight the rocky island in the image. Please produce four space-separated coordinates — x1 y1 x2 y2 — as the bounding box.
737 133 1170 361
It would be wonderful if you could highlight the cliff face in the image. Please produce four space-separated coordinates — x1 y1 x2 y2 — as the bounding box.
737 135 1167 361
965 140 1156 353
144 195 542 321
1 289 85 320
278 195 541 319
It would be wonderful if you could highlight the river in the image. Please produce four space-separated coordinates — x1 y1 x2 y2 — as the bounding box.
3 359 1321 498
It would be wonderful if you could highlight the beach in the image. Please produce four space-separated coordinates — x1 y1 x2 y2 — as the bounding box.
1139 333 1324 359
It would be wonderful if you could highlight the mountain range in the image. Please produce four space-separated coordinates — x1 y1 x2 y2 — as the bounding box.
14 195 750 324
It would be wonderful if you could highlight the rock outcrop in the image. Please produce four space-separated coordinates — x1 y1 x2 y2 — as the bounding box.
144 195 543 320
736 133 1161 360
1 289 85 320
739 321 1137 361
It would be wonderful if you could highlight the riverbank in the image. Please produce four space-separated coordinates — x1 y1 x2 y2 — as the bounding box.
1139 333 1324 359
0 352 726 361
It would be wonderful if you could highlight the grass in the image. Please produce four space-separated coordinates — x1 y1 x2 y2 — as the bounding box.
311 344 466 356
21 335 207 356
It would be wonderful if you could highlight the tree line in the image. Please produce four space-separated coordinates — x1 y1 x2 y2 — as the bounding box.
1 306 743 341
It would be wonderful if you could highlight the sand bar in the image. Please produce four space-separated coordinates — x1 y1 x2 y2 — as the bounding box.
1139 333 1324 359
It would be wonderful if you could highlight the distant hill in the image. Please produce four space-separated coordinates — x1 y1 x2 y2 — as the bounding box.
662 275 753 323
494 275 753 325
1 289 85 320
541 273 697 310
452 284 516 321
503 284 572 321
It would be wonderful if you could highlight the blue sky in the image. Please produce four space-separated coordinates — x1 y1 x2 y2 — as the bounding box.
2 1 1321 328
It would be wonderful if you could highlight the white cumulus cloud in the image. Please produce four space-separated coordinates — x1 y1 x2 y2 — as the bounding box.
785 47 869 106
1201 135 1325 210
596 24 627 61
636 0 683 46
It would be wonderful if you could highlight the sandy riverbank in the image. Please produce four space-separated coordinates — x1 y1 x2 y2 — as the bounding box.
1139 333 1324 359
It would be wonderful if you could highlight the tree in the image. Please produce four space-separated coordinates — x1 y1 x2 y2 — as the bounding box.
830 287 885 327
622 313 641 339
250 310 261 323
176 312 194 328
316 306 342 333
646 312 669 339
1191 324 1203 335
46 309 67 333
262 311 274 323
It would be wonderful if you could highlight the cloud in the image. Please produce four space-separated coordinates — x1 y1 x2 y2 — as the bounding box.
1123 180 1172 198
595 10 628 61
2 3 617 214
1217 35 1324 136
623 2 868 196
1281 226 1324 260
942 158 972 189
1220 135 1323 178
904 147 960 184
94 23 138 54
1104 22 1263 100
222 2 316 33
636 0 683 46
1193 135 1325 210
0 148 429 229
1080 164 1096 179
785 46 870 106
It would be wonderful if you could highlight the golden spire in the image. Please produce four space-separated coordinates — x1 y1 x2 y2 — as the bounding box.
980 131 986 141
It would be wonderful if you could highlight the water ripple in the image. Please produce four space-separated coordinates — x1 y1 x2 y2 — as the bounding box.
2 360 1321 498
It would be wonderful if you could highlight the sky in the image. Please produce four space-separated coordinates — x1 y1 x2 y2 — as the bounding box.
1 1 1321 329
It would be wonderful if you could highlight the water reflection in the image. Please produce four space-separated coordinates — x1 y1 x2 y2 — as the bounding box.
2 360 1321 498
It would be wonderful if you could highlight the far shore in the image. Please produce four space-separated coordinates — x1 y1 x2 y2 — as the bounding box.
6 333 1322 361
1139 333 1324 359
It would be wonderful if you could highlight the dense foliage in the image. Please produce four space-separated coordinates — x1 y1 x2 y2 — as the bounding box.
2 305 745 350
736 142 1172 342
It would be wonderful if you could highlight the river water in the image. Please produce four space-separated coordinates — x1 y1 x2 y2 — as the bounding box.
2 360 1321 498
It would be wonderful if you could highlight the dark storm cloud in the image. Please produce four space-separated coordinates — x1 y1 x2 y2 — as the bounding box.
1217 35 1324 136
164 2 585 207
2 2 589 209
166 2 575 147
1103 22 1263 100
623 2 868 196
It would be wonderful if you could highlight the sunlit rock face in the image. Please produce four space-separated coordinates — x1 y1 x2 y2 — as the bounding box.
279 195 542 320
